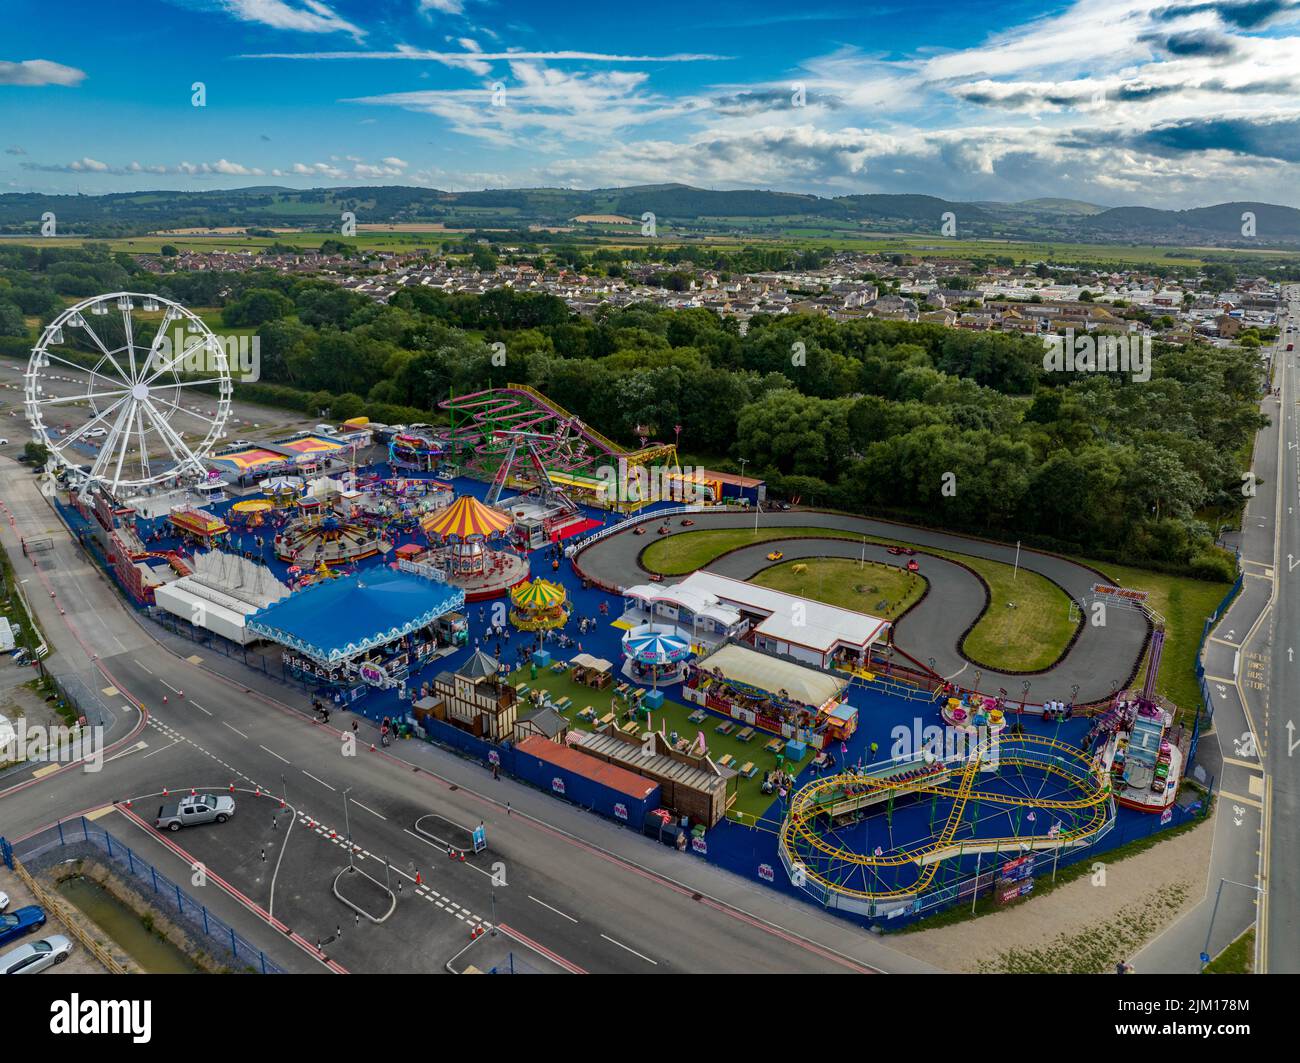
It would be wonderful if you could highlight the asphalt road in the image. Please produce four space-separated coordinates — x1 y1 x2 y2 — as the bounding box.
576 509 1149 703
0 459 941 974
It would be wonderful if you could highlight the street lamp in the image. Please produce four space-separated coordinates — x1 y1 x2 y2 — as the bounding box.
1021 680 1031 711
342 787 354 871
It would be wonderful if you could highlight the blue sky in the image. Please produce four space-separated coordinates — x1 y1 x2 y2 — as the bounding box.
3 0 1300 206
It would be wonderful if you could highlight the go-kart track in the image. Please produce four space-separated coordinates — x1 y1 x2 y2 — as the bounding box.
574 509 1151 705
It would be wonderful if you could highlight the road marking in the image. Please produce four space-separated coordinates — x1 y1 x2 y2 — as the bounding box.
100 685 119 697
134 659 153 675
161 680 181 694
1202 675 1237 686
222 722 249 739
1221 756 1261 770
141 741 178 760
529 895 578 923
600 933 658 965
301 770 336 792
1208 636 1240 648
1219 789 1262 810
190 701 212 716
349 799 386 820
259 745 290 764
1249 775 1264 798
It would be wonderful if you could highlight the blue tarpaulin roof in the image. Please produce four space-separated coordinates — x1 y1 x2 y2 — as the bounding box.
246 569 466 664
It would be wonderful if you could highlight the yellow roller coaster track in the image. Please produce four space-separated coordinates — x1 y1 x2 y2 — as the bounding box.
779 733 1114 901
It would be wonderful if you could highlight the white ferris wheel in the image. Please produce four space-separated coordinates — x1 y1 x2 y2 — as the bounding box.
24 292 234 495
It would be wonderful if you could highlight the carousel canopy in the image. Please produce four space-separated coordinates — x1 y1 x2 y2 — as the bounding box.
622 625 693 664
510 578 567 610
261 476 303 494
421 494 513 540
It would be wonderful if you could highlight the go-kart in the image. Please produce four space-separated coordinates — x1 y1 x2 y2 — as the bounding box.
680 518 695 527
887 545 916 556
633 526 647 535
657 525 671 535
766 550 784 561
648 573 664 582
906 559 920 572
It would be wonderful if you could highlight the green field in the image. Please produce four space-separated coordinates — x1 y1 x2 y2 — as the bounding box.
509 664 797 823
5 227 1292 267
751 557 926 620
639 525 1075 671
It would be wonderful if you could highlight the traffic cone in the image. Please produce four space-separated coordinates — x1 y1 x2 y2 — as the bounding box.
163 696 168 703
459 852 465 863
229 783 235 792
190 788 196 796
162 788 168 796
415 871 422 886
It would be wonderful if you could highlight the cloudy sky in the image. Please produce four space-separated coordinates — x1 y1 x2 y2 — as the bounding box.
2 0 1299 206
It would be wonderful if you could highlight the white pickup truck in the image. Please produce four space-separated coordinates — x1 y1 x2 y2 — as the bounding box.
155 794 235 831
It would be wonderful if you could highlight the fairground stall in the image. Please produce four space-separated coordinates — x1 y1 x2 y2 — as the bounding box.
245 566 466 696
683 643 852 752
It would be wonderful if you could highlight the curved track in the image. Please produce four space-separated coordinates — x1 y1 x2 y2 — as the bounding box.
575 510 1149 703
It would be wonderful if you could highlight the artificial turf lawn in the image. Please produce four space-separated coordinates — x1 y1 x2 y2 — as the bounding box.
508 664 801 824
751 556 926 620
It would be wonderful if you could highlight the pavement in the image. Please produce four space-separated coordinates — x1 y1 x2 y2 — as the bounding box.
0 456 942 974
576 508 1149 703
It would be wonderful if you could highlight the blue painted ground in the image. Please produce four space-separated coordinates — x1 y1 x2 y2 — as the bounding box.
62 463 1204 926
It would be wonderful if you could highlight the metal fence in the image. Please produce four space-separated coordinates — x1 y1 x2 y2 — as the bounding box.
6 818 286 974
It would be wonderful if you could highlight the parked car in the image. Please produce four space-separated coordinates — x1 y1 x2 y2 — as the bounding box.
0 906 47 948
0 889 9 911
85 427 107 438
155 793 236 832
0 935 72 974
0 438 8 446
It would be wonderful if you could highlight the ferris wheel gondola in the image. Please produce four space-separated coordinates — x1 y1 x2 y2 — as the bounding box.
24 291 233 495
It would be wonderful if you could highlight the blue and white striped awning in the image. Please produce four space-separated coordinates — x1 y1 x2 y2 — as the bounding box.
622 625 693 664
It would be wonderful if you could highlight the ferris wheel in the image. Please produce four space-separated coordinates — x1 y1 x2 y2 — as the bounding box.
24 292 234 495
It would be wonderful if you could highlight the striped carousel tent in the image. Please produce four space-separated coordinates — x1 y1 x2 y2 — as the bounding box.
510 578 567 611
622 624 693 664
420 494 513 541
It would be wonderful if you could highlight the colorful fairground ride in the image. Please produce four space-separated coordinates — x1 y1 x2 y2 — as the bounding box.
388 430 445 473
439 384 681 512
275 508 383 567
508 578 571 631
419 493 529 600
778 731 1115 918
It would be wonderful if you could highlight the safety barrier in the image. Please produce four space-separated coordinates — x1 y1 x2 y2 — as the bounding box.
12 818 287 973
9 856 128 973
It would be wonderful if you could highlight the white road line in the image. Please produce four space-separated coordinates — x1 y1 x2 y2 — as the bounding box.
160 680 181 694
529 895 578 923
350 799 386 820
600 933 658 965
141 740 179 760
301 770 336 792
222 721 248 739
134 659 153 675
190 701 212 716
259 745 290 765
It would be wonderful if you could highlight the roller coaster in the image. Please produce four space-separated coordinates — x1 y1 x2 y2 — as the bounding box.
440 384 679 496
778 732 1114 907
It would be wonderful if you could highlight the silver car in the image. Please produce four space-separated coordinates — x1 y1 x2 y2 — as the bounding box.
0 935 73 974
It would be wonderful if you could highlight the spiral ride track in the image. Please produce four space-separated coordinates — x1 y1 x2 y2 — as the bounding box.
779 733 1114 904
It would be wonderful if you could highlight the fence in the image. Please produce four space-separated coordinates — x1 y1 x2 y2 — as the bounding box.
1193 570 1244 727
6 817 287 974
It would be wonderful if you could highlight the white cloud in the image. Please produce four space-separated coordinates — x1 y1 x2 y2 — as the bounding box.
0 59 87 87
217 0 365 40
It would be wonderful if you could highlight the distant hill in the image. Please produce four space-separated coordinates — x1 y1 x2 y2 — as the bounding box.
1 184 1298 247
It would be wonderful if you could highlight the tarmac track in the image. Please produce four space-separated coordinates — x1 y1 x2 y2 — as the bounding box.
575 509 1150 704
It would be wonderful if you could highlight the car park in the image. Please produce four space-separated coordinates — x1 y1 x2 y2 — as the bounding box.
0 935 73 974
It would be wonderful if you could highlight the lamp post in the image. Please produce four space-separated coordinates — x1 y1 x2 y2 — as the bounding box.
342 787 354 871
1021 680 1031 712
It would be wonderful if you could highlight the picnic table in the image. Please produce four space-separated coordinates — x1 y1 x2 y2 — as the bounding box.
736 726 755 742
598 712 615 727
516 683 529 696
577 706 596 722
553 696 572 713
687 709 707 724
740 761 756 778
764 738 785 755
717 753 735 769
715 720 736 736
621 721 639 735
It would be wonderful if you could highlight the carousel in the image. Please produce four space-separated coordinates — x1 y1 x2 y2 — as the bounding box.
620 623 694 688
275 507 385 567
260 476 304 508
420 494 529 601
230 498 273 528
508 578 570 631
